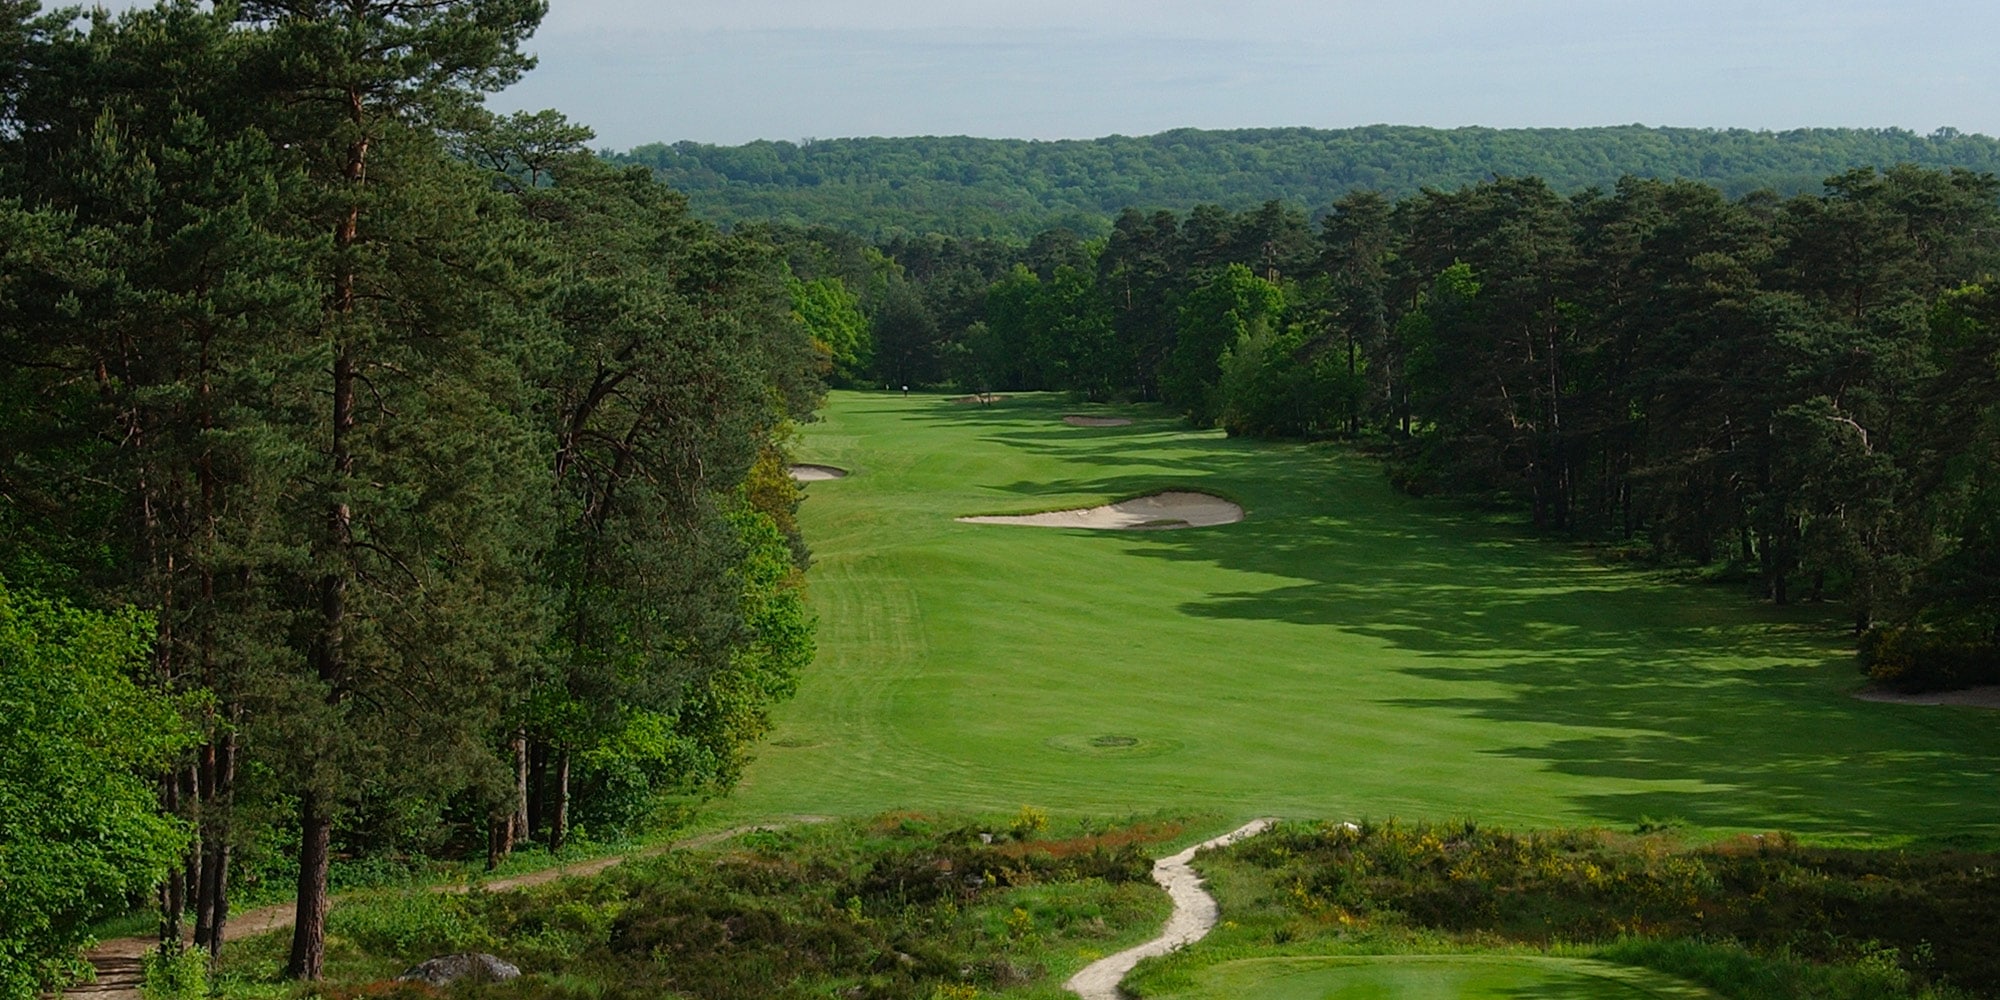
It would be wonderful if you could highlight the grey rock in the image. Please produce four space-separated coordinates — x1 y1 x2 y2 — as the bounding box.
396 953 522 986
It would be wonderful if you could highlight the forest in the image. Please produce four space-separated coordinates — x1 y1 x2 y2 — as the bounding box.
773 169 2000 695
0 0 821 994
612 125 2000 238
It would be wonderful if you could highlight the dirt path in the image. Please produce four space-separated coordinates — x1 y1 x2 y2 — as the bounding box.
1064 819 1277 1000
65 821 821 1000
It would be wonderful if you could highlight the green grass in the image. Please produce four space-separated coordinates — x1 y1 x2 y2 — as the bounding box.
707 390 2000 847
1147 955 1718 999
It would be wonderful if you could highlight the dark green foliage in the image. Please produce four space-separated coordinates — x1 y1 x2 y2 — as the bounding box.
610 126 2000 239
0 0 822 976
1231 820 2000 997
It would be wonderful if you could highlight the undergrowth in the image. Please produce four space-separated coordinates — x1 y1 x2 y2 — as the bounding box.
217 812 1185 1000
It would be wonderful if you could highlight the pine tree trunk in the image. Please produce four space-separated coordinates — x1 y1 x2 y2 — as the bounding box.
286 793 333 980
180 762 203 946
512 730 529 845
291 94 363 979
487 813 509 871
527 741 546 840
195 723 235 958
552 748 571 852
160 775 184 942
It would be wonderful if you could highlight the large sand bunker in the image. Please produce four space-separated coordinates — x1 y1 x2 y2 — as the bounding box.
958 491 1243 530
788 464 849 482
1063 415 1133 427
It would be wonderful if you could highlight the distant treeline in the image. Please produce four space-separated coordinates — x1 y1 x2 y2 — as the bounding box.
609 125 2000 238
769 167 2000 693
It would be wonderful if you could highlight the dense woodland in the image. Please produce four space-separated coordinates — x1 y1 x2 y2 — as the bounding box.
0 0 822 994
773 170 2000 693
612 125 2000 238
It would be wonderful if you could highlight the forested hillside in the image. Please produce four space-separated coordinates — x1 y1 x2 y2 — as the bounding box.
611 125 2000 237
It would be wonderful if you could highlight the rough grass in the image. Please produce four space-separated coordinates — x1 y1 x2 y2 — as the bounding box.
707 391 2000 848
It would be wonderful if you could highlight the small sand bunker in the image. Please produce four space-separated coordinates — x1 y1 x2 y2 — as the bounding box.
788 464 849 482
952 393 1009 404
1063 415 1133 427
1854 684 2000 710
958 491 1243 530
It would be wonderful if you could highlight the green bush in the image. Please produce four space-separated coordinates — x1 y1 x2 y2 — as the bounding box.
1859 625 2000 692
139 941 207 1000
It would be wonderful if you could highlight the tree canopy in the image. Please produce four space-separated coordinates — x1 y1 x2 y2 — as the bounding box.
610 125 2000 238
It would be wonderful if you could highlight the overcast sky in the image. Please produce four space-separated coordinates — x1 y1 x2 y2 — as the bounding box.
94 0 2000 148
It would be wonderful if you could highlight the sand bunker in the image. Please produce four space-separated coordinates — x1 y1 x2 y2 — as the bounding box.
788 464 849 482
1854 684 2000 710
952 393 1009 404
958 491 1243 530
1063 415 1133 427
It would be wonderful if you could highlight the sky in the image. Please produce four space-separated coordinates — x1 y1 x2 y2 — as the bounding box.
93 0 2000 149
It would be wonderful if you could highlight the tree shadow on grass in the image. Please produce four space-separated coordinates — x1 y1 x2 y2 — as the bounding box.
946 425 2000 844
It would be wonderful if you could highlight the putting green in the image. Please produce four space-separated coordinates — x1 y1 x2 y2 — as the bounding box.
1156 956 1719 999
709 391 2000 845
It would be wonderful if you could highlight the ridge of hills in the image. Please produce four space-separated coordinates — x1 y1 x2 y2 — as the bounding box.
607 124 2000 238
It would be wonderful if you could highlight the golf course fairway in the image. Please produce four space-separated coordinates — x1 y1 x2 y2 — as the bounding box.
712 391 2000 845
1149 955 1720 999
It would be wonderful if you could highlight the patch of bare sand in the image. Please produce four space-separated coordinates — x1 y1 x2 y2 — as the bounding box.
1854 684 2000 709
788 464 848 482
958 491 1242 530
951 393 1009 404
1063 415 1133 427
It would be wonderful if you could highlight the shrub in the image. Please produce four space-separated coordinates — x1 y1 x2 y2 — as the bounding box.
1859 625 2000 692
139 941 207 1000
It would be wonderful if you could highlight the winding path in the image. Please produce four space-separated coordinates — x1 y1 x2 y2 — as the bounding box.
1065 818 1277 1000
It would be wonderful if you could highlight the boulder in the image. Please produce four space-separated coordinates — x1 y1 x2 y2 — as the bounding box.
396 953 522 986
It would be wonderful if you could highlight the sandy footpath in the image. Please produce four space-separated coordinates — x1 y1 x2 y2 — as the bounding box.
958 492 1243 530
1065 819 1277 1000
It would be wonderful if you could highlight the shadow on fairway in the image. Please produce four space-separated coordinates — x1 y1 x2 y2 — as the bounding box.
925 398 2000 844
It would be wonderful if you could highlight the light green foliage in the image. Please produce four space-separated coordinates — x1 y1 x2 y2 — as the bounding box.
0 578 194 999
1213 315 1352 439
711 391 2000 845
1165 265 1285 425
663 507 816 792
139 941 209 1000
791 275 873 384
